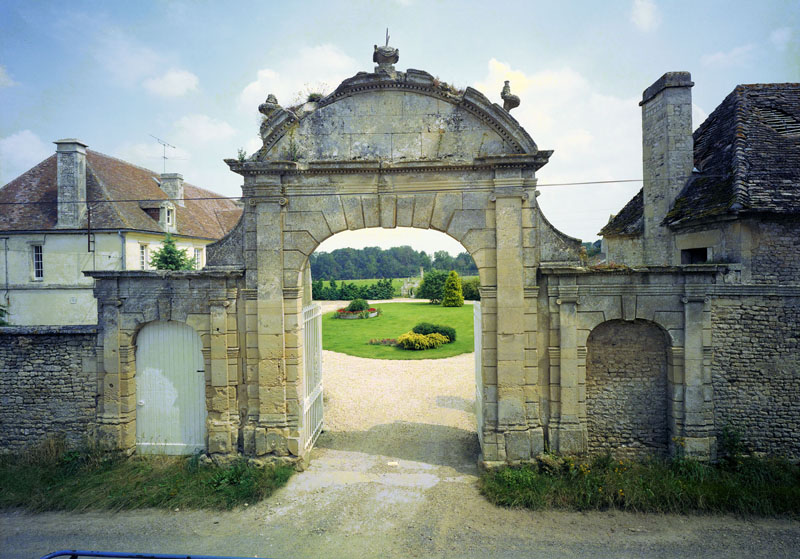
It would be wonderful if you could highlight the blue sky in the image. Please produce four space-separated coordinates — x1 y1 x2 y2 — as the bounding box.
1 0 798 254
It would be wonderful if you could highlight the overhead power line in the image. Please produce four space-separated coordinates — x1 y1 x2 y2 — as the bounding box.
0 172 750 207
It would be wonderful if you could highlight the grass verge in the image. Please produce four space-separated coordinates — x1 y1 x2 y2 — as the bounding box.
480 453 800 516
322 301 474 359
0 438 294 512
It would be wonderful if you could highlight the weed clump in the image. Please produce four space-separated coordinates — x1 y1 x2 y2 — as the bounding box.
0 437 293 511
479 452 800 516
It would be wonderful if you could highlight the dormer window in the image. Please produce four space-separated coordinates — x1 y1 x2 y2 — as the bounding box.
159 202 177 233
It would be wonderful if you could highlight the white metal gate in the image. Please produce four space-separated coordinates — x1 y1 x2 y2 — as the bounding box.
474 301 483 447
135 321 206 455
301 303 324 450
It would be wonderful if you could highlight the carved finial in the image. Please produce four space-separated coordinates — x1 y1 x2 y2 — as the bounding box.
258 94 281 118
373 34 399 76
501 80 520 112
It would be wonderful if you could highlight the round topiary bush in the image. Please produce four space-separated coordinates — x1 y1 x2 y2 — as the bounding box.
346 298 369 312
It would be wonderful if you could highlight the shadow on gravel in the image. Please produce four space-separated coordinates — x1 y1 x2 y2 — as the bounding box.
315 421 480 475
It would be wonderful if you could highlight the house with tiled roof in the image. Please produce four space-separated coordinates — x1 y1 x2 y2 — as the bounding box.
601 79 800 283
0 139 242 325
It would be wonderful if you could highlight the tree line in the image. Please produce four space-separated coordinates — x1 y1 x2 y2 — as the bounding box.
309 246 478 280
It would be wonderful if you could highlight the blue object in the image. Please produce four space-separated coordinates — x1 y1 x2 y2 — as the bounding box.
40 552 273 559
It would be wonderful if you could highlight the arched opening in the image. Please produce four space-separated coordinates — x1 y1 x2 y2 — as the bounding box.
585 319 670 459
134 320 207 455
297 226 481 471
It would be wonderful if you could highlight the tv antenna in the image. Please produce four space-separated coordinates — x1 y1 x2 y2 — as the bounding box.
149 134 176 174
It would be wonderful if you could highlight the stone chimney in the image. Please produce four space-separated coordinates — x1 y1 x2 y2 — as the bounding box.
640 72 694 265
160 172 185 206
54 139 88 228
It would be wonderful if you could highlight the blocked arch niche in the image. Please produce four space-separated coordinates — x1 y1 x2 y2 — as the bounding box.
585 319 670 459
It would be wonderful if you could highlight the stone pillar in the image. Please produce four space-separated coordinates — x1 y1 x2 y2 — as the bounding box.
552 283 587 453
681 295 715 459
640 72 694 266
493 184 541 461
207 301 232 453
283 289 303 456
255 198 288 432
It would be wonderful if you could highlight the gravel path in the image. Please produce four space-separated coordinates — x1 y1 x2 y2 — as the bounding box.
3 348 800 559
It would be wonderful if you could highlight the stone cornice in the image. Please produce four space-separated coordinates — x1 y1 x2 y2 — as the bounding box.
227 154 551 177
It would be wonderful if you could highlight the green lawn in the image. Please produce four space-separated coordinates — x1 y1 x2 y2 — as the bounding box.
322 301 474 359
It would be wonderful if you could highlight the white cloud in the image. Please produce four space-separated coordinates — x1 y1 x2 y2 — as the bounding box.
93 31 162 86
474 60 643 241
770 27 793 51
239 44 360 111
143 69 199 97
0 65 17 88
0 130 52 184
692 103 709 130
630 0 661 32
701 44 756 67
174 114 236 145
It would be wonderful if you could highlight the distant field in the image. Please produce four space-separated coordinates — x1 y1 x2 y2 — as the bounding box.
322 301 474 359
319 275 478 298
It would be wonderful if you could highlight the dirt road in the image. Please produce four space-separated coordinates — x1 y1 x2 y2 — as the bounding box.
3 350 799 559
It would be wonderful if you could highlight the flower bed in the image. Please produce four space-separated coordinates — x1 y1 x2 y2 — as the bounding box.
335 308 379 320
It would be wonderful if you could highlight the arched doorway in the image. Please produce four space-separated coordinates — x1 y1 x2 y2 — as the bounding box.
585 319 670 459
135 320 207 455
211 49 583 463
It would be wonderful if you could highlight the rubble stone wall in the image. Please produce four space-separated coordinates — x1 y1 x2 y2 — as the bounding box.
750 220 800 284
586 320 670 459
711 296 800 458
0 326 97 453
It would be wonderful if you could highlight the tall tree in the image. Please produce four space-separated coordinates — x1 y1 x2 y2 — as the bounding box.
442 270 464 307
416 269 448 304
150 233 195 270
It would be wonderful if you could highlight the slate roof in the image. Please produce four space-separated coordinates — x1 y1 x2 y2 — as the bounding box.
599 188 643 236
0 150 242 238
601 83 800 236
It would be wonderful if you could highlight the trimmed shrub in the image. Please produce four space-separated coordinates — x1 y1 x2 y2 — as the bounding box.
412 322 456 343
462 277 481 301
397 331 449 350
346 298 369 312
442 270 464 307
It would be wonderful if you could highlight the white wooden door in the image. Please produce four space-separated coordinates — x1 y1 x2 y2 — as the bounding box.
135 321 206 455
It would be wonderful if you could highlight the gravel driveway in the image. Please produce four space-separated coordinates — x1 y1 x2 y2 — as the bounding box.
3 347 800 559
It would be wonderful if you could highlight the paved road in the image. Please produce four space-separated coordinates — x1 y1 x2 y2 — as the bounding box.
3 349 799 559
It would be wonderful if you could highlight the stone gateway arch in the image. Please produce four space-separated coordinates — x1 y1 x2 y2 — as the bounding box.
91 50 719 465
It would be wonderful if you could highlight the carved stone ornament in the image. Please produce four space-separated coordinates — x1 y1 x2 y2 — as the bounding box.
258 94 280 118
501 80 521 112
373 44 399 66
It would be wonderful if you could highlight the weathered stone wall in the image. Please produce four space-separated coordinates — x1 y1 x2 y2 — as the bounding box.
603 236 644 266
586 320 669 459
750 220 800 284
711 296 800 458
0 326 97 452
